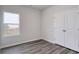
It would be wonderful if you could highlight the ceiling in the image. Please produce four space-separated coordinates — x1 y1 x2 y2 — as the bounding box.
24 5 51 10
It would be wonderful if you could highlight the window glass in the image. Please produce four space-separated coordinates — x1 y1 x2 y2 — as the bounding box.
3 12 20 37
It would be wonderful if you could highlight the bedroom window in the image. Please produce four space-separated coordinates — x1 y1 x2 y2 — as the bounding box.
3 12 20 37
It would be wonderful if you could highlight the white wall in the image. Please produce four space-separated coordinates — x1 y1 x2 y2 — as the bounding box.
41 5 78 43
1 5 78 48
0 6 41 48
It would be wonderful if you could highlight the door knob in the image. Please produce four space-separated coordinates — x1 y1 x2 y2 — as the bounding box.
62 29 66 32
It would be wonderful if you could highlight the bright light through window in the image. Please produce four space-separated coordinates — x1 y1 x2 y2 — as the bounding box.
3 12 20 37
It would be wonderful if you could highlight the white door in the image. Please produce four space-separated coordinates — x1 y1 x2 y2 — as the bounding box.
64 10 77 50
54 12 65 46
74 10 79 51
54 9 79 52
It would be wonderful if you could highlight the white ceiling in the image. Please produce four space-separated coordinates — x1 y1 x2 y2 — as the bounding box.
24 5 51 10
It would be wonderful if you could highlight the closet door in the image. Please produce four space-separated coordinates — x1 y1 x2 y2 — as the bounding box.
74 10 79 51
64 10 77 50
54 12 65 46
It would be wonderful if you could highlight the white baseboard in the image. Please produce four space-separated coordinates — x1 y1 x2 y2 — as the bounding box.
43 38 56 44
0 39 39 49
0 38 55 49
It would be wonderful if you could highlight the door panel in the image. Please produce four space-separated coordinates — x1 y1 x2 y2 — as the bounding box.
74 11 79 51
54 12 65 46
64 10 77 50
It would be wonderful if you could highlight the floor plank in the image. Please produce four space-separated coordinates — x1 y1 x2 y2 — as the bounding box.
0 39 79 54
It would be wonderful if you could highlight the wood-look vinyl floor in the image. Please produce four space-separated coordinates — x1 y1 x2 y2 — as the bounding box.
0 39 79 54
